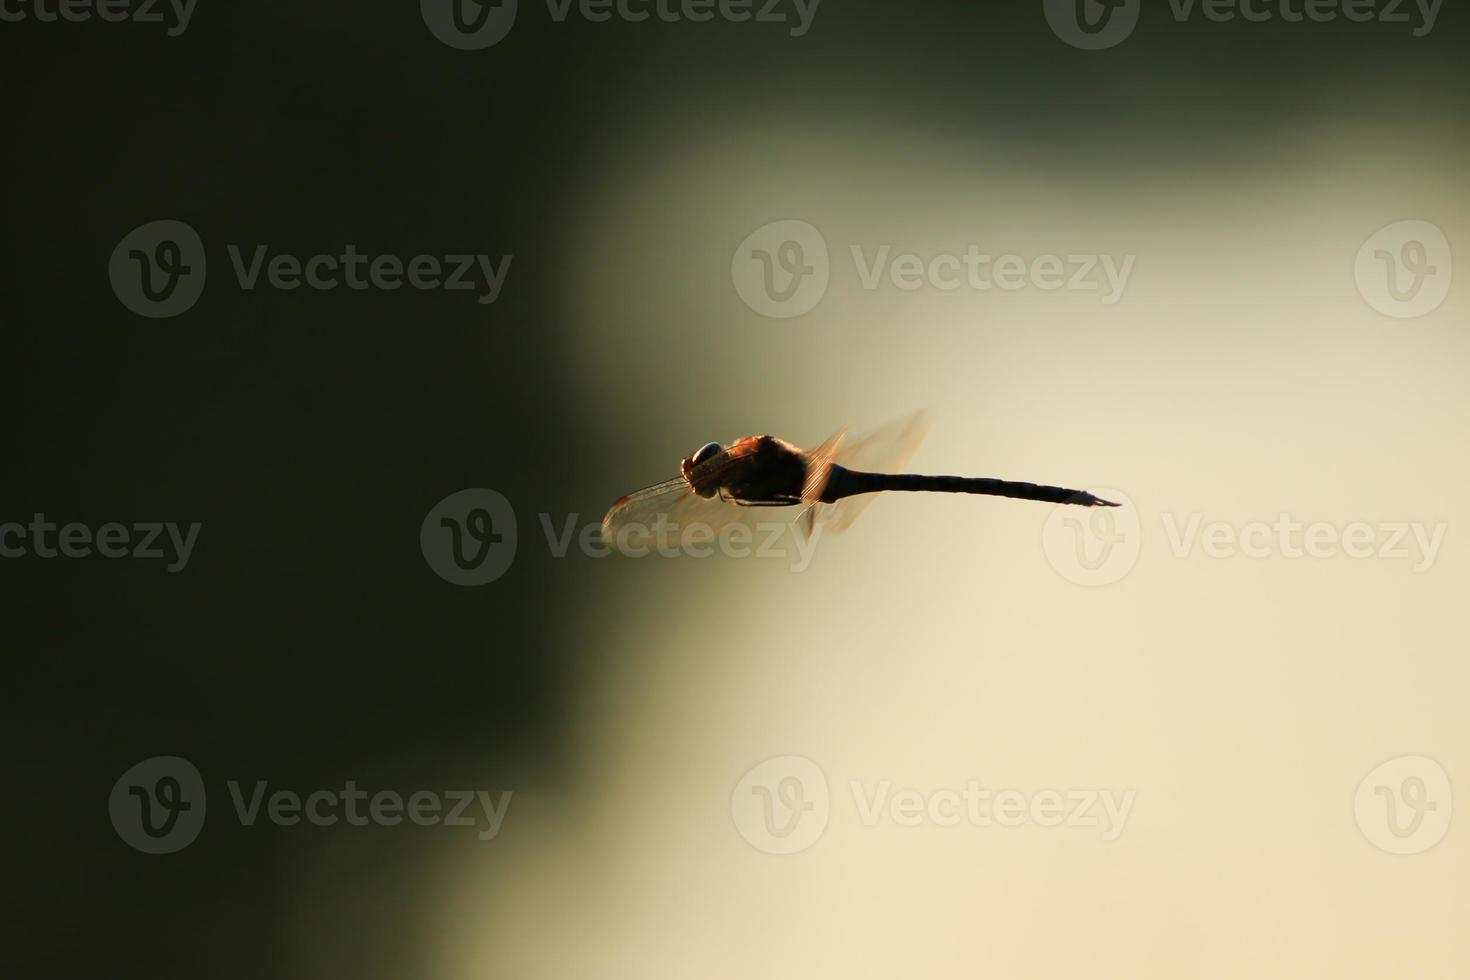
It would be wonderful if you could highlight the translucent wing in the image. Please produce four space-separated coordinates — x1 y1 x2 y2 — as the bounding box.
800 427 846 503
601 452 804 554
812 410 931 533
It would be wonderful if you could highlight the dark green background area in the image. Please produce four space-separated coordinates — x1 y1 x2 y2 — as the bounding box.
3 1 1465 977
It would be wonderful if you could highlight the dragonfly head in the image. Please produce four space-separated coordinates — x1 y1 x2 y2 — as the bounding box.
679 441 726 498
689 441 722 466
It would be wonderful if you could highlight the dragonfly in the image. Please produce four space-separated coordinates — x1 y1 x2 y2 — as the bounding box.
601 412 1118 554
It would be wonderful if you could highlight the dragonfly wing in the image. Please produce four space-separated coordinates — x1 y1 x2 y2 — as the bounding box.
800 427 846 503
816 410 931 533
601 475 802 555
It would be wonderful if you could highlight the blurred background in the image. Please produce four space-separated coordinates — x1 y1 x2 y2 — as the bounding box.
4 1 1466 978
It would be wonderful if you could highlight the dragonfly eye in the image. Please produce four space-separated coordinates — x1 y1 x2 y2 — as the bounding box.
690 441 722 466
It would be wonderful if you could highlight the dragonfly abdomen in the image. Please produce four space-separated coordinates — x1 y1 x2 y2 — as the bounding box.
822 466 1116 508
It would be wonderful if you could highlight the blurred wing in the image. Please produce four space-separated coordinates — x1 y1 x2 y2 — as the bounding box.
602 462 805 556
800 427 846 503
814 410 931 533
